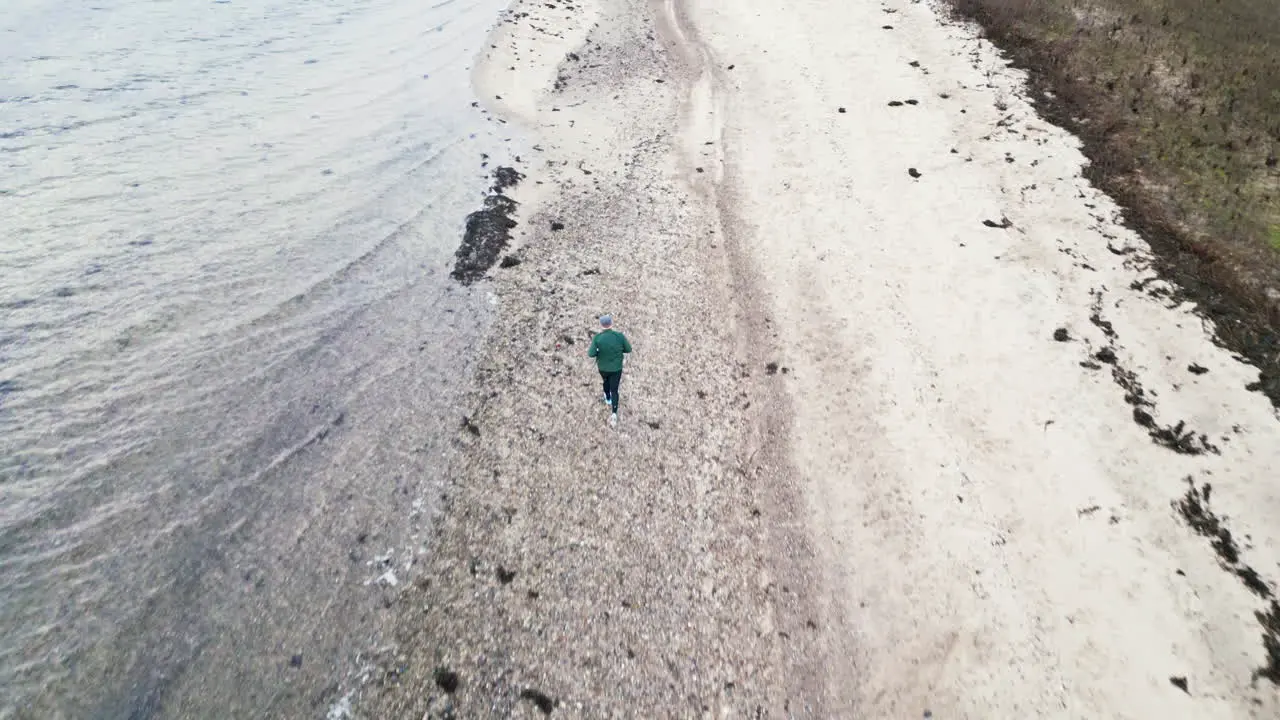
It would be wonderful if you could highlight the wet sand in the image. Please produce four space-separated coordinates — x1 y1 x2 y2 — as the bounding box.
359 0 1280 717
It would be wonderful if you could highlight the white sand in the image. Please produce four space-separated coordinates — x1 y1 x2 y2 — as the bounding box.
366 0 1280 717
682 0 1280 716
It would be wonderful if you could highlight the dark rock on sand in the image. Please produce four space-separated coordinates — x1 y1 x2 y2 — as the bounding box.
434 667 460 694
520 688 555 714
1053 328 1071 342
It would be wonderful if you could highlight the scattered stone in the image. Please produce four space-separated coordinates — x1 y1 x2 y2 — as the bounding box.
461 416 481 436
499 255 521 268
888 100 904 107
550 221 565 231
520 688 555 714
838 107 847 113
905 99 919 105
1169 676 1189 694
1053 328 1070 342
982 217 1013 229
908 168 922 179
727 64 735 70
289 654 303 668
1188 363 1209 375
1095 348 1118 364
496 566 516 584
434 667 460 694
765 362 780 375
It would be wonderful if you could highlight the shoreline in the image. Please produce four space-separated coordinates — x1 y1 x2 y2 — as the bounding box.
362 0 1280 716
937 0 1280 412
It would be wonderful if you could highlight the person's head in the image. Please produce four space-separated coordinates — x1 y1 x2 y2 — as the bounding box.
599 314 613 329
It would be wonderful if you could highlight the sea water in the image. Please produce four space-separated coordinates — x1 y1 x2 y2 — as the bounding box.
0 0 514 715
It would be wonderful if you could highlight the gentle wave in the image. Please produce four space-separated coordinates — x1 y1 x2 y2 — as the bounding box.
0 0 515 715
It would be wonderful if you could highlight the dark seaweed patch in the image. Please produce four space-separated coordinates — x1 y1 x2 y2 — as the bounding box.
1093 299 1218 454
491 166 524 193
1255 602 1280 685
1173 477 1280 684
452 193 519 285
1089 291 1116 339
1175 480 1240 565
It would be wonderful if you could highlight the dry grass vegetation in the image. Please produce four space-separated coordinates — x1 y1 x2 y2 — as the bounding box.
946 0 1280 403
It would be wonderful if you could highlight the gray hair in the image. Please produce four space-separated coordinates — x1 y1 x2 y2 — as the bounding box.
599 314 613 327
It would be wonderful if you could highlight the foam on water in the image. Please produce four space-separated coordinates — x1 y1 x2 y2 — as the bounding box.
0 0 517 715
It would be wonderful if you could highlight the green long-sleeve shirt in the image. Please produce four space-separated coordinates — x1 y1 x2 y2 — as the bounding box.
588 329 631 372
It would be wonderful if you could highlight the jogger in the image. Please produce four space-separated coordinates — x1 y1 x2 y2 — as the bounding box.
587 314 631 421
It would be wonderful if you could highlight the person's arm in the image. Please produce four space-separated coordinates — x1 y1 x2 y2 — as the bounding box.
622 334 632 353
588 335 599 358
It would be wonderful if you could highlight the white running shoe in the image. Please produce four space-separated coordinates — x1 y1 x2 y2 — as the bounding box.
609 412 618 427
603 394 612 406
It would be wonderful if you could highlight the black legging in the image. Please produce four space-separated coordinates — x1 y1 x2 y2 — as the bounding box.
600 370 622 412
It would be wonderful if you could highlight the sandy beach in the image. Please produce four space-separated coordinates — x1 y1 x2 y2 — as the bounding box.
359 0 1280 717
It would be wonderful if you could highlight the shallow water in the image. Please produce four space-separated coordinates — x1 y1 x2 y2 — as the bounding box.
0 0 512 716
